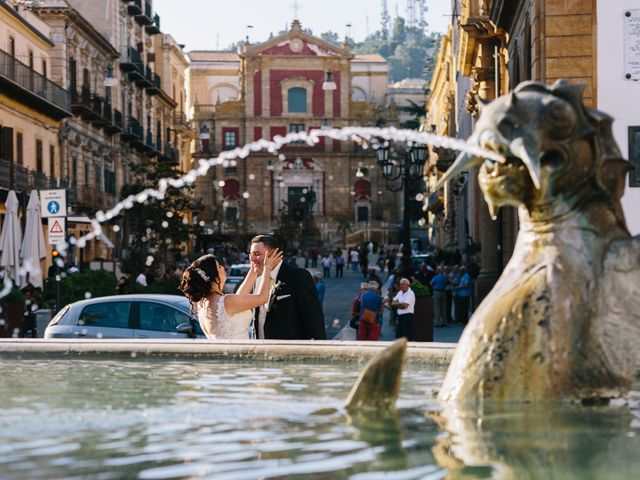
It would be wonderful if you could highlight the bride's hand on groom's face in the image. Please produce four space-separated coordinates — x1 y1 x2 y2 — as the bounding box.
264 248 283 270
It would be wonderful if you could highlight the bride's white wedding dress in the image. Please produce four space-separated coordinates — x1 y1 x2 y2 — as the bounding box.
197 296 252 340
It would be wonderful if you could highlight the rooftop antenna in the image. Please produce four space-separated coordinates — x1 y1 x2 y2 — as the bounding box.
418 0 427 31
245 25 254 43
406 0 417 29
346 22 352 40
292 0 300 20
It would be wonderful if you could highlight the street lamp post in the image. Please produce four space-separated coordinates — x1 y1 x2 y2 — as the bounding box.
375 142 428 278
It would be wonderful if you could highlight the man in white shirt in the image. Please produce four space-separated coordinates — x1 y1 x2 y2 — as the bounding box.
391 278 415 340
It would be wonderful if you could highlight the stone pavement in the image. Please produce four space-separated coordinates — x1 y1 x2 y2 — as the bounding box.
313 257 464 343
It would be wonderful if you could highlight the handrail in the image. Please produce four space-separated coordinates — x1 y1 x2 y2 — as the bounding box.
0 48 70 112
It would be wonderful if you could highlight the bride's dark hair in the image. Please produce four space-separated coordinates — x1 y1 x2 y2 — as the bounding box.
179 254 223 307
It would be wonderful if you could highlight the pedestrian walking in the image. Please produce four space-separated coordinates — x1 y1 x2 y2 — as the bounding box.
358 281 384 341
359 247 369 278
314 272 326 306
350 282 369 336
321 254 332 279
335 252 345 278
350 249 359 272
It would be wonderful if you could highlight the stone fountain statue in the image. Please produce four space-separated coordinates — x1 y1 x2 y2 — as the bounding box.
434 80 640 403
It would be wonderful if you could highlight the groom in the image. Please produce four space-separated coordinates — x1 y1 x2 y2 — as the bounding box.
249 235 326 340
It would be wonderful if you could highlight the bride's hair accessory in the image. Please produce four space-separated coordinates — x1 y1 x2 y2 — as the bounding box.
193 267 210 282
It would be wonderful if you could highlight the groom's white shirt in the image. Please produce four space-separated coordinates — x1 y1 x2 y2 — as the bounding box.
254 260 282 339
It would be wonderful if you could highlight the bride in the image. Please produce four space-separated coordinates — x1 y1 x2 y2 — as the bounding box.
179 249 282 340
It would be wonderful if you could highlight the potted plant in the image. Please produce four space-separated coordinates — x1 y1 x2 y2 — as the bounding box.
1 286 25 338
411 281 433 342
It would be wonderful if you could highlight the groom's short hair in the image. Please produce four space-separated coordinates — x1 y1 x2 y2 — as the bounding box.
251 234 280 250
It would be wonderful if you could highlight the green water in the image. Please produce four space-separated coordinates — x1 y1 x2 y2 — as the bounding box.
0 357 638 479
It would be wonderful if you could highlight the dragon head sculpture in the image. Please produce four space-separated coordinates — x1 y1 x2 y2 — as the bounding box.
438 80 630 227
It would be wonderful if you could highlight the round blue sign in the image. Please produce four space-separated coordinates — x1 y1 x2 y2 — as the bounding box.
47 200 60 215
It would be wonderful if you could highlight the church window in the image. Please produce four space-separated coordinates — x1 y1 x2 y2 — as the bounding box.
288 87 307 113
224 130 237 149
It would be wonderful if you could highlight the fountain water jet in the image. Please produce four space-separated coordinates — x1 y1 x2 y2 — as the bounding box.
0 126 503 298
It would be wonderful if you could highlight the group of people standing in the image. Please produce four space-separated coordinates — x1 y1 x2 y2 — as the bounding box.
348 255 476 342
350 273 416 342
429 265 472 327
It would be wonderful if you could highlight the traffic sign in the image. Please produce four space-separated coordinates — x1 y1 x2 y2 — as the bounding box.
47 217 66 245
40 189 66 218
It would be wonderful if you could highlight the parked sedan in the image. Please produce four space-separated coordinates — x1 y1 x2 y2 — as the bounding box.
44 294 205 339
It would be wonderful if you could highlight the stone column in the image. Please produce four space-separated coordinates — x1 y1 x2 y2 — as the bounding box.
469 39 500 304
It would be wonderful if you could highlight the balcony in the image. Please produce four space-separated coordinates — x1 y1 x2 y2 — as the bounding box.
159 142 179 165
15 164 29 192
71 85 92 117
0 159 55 194
145 14 161 35
144 131 158 155
174 110 190 132
105 108 123 135
0 159 10 190
121 116 143 145
0 48 70 120
126 0 142 16
119 47 144 76
90 95 108 126
76 185 113 211
71 87 108 125
145 71 161 96
29 170 48 191
132 63 152 88
135 1 154 26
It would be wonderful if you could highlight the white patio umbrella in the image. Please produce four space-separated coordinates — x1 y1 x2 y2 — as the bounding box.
0 191 22 285
20 190 46 289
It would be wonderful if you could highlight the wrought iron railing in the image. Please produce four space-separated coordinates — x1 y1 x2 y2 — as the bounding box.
0 48 70 112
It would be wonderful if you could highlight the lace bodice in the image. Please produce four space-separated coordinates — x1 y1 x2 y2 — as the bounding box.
197 296 252 340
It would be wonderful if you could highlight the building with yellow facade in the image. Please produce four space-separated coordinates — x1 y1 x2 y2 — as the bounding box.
425 0 600 301
0 0 195 273
0 0 70 218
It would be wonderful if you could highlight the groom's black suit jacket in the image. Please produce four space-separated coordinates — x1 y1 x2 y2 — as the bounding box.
257 263 326 340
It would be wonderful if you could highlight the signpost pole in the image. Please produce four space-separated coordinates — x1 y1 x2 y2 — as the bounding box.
40 189 67 313
55 260 61 314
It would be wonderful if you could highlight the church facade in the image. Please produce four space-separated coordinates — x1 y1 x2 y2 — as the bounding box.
189 21 401 246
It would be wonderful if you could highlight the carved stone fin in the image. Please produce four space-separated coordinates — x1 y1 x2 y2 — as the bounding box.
344 338 407 411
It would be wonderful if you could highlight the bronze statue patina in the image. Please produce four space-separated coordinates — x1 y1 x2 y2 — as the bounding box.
436 80 640 403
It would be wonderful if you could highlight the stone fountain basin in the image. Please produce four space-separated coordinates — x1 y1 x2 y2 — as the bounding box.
0 339 455 364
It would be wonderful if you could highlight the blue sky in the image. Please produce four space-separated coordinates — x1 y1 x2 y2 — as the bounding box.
153 0 452 51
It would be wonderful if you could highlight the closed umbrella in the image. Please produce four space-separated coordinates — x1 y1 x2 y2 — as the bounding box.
0 191 22 285
20 190 46 289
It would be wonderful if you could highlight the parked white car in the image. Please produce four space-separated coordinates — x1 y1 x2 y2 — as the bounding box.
44 294 205 339
223 263 251 294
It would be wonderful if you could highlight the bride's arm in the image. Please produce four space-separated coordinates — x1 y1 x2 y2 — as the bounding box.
235 269 257 295
224 249 283 315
